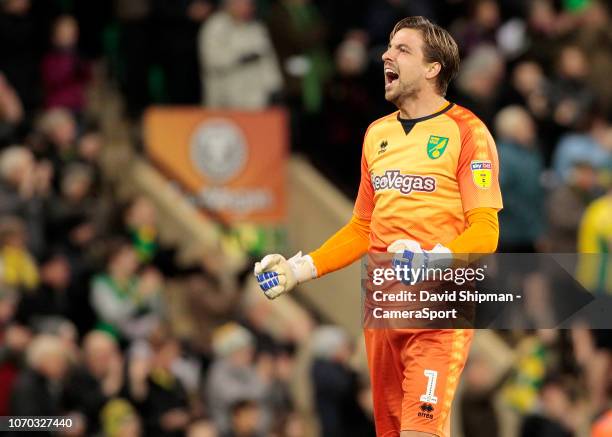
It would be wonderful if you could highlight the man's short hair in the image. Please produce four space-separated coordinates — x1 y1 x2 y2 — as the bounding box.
390 16 460 96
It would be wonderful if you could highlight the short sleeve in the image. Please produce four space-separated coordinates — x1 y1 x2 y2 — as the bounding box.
456 118 503 213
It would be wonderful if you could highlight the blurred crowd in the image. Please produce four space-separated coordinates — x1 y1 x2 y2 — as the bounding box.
1 0 612 436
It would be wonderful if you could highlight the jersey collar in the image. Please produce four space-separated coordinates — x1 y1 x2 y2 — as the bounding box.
397 102 454 135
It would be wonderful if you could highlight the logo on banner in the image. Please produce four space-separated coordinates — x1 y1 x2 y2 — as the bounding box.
190 119 248 183
470 160 492 189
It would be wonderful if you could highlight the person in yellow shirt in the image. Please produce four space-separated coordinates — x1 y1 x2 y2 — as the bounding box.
576 190 612 294
0 216 39 292
255 16 502 437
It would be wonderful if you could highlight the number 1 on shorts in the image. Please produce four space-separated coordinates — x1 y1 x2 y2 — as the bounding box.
420 369 438 404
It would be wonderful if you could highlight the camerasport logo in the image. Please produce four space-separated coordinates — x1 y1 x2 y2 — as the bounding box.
371 170 436 195
190 119 248 183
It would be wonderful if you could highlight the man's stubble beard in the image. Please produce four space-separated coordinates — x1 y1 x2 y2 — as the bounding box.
385 80 421 108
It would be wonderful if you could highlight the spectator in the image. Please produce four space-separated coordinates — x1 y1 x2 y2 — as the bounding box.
122 196 180 276
544 44 595 133
90 241 162 342
450 0 500 56
321 33 373 195
225 399 262 437
310 325 372 437
0 0 42 111
9 334 71 417
41 15 91 112
153 0 213 105
187 419 219 437
0 146 49 256
115 0 152 119
127 331 192 437
451 45 505 128
519 375 577 437
576 188 612 294
0 216 39 292
546 161 600 252
15 251 72 326
206 323 272 435
267 0 331 113
460 353 501 437
64 331 125 435
185 270 242 362
496 106 545 252
100 397 143 437
36 108 78 185
199 0 282 109
501 61 548 120
553 116 612 183
48 164 98 248
75 125 104 188
0 72 24 147
0 323 31 416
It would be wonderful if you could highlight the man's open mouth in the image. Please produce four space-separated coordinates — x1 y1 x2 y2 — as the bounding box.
385 68 399 87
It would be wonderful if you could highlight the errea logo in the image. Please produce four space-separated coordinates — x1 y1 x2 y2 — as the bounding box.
378 140 388 155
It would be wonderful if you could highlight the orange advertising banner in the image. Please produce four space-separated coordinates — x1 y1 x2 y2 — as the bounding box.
144 107 288 223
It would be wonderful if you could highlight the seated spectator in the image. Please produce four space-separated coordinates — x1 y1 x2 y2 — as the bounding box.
90 241 163 342
0 216 39 292
206 323 272 435
9 334 72 417
41 15 91 112
496 106 545 253
64 330 125 435
199 0 282 109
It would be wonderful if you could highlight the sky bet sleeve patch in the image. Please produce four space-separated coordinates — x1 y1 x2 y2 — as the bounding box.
470 160 492 189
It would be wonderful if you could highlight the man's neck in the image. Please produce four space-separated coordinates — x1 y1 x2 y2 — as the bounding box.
397 91 449 120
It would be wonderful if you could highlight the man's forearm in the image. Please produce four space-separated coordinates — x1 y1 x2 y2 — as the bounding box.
446 207 499 254
309 215 370 277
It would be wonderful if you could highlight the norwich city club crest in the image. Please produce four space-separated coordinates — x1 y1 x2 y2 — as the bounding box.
426 135 449 159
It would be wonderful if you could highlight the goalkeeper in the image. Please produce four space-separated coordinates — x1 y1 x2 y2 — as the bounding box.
255 16 502 437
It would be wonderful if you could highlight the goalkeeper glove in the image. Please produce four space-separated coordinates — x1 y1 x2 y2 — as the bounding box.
387 240 452 284
254 251 316 299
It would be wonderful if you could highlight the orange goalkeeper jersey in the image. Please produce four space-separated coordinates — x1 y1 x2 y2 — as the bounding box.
354 103 503 252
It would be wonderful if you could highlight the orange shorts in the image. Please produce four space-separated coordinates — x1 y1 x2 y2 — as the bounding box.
364 328 473 437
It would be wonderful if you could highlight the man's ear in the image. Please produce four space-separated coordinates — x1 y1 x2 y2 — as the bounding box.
425 62 442 81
